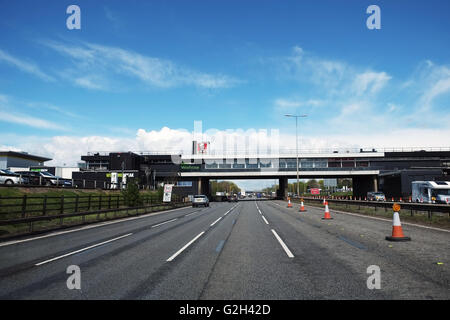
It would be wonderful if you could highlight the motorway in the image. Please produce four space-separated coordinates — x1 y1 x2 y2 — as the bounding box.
0 200 449 299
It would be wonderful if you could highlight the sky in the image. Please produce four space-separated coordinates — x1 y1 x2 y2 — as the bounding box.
0 0 449 190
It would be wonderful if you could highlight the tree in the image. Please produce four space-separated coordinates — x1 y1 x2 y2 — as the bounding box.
307 179 320 189
337 178 352 188
211 180 241 194
121 178 143 207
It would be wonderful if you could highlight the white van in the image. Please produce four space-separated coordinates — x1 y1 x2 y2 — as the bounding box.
411 181 450 204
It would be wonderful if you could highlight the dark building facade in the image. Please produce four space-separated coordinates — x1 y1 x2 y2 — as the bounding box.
73 150 450 199
376 151 450 198
74 152 198 197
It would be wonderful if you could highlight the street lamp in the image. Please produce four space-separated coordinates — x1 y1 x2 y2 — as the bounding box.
285 114 308 198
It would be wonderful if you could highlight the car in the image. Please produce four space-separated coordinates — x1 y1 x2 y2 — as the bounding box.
15 171 73 187
192 194 210 207
39 171 73 187
367 191 386 201
0 169 25 185
227 195 238 202
15 171 41 185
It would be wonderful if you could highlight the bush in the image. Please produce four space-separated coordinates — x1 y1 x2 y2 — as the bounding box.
156 186 164 202
121 179 143 207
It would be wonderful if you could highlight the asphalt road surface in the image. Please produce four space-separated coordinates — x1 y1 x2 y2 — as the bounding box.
0 200 448 299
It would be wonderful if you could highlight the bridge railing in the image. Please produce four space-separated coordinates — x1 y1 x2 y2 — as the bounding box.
86 147 450 157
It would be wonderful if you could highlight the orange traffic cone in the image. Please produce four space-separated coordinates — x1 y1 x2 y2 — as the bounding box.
287 199 292 208
322 201 333 220
399 197 403 202
386 204 411 241
323 198 326 205
299 200 306 212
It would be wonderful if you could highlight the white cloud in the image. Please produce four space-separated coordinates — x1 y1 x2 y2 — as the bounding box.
274 98 325 112
352 71 391 95
0 110 66 130
0 49 54 81
74 76 107 91
42 41 240 90
274 99 302 108
420 77 450 111
0 93 77 129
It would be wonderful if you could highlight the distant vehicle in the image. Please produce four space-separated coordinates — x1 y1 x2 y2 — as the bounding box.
412 181 450 204
227 195 238 202
256 193 262 198
367 191 386 201
0 169 25 184
15 171 72 187
192 195 210 207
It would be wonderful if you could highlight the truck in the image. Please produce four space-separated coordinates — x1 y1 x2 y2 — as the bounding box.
411 181 450 204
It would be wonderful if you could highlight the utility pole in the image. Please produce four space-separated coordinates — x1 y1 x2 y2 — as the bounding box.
285 114 308 197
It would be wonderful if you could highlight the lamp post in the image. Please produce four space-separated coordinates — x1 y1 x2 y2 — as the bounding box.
285 114 308 198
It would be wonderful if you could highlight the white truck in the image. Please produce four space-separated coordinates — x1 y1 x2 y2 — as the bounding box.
411 181 450 204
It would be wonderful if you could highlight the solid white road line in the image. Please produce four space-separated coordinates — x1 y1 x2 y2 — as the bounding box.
0 206 189 248
271 229 294 258
262 216 269 225
151 219 178 228
224 204 238 216
167 232 205 262
35 233 133 266
210 217 222 227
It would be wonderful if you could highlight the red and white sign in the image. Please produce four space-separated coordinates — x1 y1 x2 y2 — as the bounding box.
310 188 320 195
197 142 209 154
163 184 174 202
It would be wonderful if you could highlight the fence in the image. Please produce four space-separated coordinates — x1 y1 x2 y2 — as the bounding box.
0 193 188 238
298 197 450 219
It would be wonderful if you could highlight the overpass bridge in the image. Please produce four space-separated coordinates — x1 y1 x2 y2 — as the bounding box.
177 148 450 199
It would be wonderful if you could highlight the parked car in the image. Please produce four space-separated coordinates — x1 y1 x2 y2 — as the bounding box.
367 191 386 201
0 169 26 184
15 171 72 187
192 195 210 207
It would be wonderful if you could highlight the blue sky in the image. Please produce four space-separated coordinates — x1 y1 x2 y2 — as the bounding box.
0 0 449 189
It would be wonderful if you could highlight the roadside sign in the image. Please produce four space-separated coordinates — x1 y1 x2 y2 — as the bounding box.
163 184 174 202
310 188 320 195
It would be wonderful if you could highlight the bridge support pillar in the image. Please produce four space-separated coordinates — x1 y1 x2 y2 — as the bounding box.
197 178 202 195
353 175 378 198
373 176 378 192
197 178 211 198
277 177 288 200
